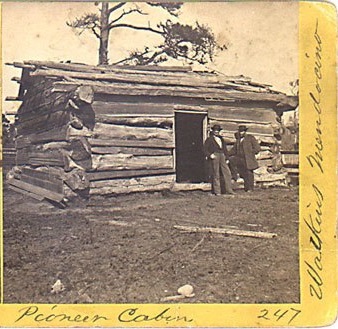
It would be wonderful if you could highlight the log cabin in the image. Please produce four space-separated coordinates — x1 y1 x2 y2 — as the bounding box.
5 60 298 205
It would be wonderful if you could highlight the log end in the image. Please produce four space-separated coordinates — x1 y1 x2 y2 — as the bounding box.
75 85 94 104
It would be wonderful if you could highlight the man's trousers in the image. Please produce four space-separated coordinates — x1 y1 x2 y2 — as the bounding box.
229 156 255 191
210 153 233 195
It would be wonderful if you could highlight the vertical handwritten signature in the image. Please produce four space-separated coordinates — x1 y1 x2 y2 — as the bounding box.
304 18 324 300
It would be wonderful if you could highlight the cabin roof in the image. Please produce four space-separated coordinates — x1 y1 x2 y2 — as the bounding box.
7 60 298 111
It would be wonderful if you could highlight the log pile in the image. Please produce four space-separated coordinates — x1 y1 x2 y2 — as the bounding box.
5 60 298 203
281 150 299 185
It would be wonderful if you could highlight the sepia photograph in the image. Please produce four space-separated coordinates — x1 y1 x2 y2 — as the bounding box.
2 1 301 306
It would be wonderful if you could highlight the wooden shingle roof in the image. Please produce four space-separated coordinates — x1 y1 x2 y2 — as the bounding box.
7 60 298 111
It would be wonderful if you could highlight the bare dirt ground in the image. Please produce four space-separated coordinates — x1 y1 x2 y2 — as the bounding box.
3 185 299 304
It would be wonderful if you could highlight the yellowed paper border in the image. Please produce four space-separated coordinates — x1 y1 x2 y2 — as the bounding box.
298 1 337 326
0 1 336 327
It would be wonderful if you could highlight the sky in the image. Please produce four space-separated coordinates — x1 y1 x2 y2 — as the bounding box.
2 1 299 115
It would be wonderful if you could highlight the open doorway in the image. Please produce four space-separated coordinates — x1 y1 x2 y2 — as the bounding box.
175 111 207 183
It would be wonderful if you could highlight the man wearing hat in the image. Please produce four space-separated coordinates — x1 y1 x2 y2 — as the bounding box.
229 125 261 192
203 124 235 196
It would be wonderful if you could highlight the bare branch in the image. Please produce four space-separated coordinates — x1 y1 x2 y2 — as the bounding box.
108 23 162 34
91 27 100 39
110 8 148 25
88 19 101 39
108 2 127 15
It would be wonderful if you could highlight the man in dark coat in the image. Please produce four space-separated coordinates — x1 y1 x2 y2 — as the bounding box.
204 124 235 196
229 125 261 192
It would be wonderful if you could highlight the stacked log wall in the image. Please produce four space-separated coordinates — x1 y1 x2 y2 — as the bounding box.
11 75 95 204
87 98 176 195
15 76 71 172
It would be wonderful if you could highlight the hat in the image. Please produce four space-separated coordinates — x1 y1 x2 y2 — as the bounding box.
238 125 248 132
211 124 222 132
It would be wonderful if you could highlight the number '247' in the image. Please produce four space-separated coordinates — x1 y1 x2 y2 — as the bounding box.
257 308 301 324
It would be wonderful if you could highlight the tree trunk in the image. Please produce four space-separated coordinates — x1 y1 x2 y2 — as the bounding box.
99 3 110 65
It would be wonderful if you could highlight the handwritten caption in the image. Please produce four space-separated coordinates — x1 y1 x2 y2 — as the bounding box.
14 305 193 324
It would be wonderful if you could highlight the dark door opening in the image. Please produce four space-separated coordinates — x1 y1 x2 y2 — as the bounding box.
175 112 207 183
